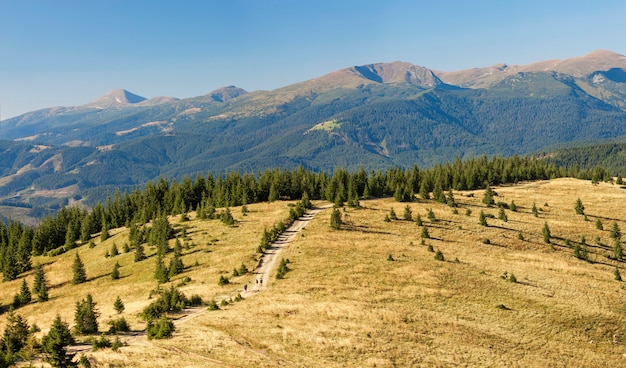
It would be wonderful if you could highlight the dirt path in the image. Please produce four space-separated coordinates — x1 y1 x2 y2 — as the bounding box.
244 204 330 296
72 204 332 363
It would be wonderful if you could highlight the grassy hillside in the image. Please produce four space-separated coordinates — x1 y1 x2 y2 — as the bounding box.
3 178 626 367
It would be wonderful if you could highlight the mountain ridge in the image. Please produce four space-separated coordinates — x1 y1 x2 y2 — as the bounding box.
2 50 626 220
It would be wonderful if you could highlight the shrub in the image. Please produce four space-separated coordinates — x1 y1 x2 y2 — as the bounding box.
107 317 130 334
218 275 230 286
207 300 219 311
147 316 175 340
434 250 444 261
189 294 203 306
91 334 112 351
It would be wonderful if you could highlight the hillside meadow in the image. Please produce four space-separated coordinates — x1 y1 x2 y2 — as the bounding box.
2 178 626 367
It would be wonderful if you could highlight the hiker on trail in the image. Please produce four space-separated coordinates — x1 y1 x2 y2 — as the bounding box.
244 283 248 293
259 278 263 286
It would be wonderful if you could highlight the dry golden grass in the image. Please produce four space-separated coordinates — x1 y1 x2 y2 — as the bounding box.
5 178 626 367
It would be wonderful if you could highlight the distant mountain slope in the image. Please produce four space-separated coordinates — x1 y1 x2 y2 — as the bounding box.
2 50 626 217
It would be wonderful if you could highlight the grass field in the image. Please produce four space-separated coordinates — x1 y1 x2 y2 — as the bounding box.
4 178 626 367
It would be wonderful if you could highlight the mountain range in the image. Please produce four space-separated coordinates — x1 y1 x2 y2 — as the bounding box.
2 49 626 222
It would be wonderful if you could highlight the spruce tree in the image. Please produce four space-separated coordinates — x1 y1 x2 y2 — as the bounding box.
610 222 622 241
427 208 435 221
3 310 30 361
498 207 508 222
111 262 121 280
415 213 423 226
389 208 397 220
100 218 109 242
154 255 169 284
113 296 125 314
482 185 495 206
330 208 342 230
110 243 119 257
41 314 75 368
574 198 585 215
72 253 87 285
134 243 146 262
447 189 457 207
479 211 488 226
17 279 31 306
542 222 551 244
421 226 430 239
532 202 538 217
615 267 622 281
33 264 49 302
403 205 412 221
73 294 99 335
614 239 623 261
596 218 604 230
64 225 76 251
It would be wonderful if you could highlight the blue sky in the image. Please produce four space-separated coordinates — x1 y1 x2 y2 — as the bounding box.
1 0 626 119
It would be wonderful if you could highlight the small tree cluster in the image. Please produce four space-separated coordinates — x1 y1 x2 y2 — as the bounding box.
74 294 99 335
276 258 290 279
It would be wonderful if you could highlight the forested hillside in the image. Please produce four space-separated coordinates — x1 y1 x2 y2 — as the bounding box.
0 155 611 282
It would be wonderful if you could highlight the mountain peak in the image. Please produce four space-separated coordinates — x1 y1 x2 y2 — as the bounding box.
349 61 443 87
207 86 248 102
86 89 147 108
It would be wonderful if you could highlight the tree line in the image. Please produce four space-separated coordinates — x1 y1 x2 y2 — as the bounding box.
0 154 612 281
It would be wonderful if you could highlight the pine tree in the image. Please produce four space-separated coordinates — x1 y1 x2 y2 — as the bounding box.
415 213 423 226
532 202 538 217
419 180 430 200
542 222 551 244
427 208 435 221
3 310 30 361
110 243 119 257
41 314 75 367
389 208 397 220
113 296 125 314
447 189 457 207
154 255 169 284
615 267 622 281
64 224 76 250
111 262 121 280
17 279 31 306
100 218 109 242
33 264 49 302
479 211 488 226
330 208 342 230
72 253 87 285
610 222 622 241
498 207 508 222
403 205 413 221
482 185 495 206
134 243 146 262
509 200 517 212
614 239 623 261
421 226 430 239
574 198 585 215
596 218 604 230
73 294 99 335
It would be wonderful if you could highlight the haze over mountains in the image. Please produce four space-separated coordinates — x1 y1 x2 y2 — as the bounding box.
2 49 626 221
